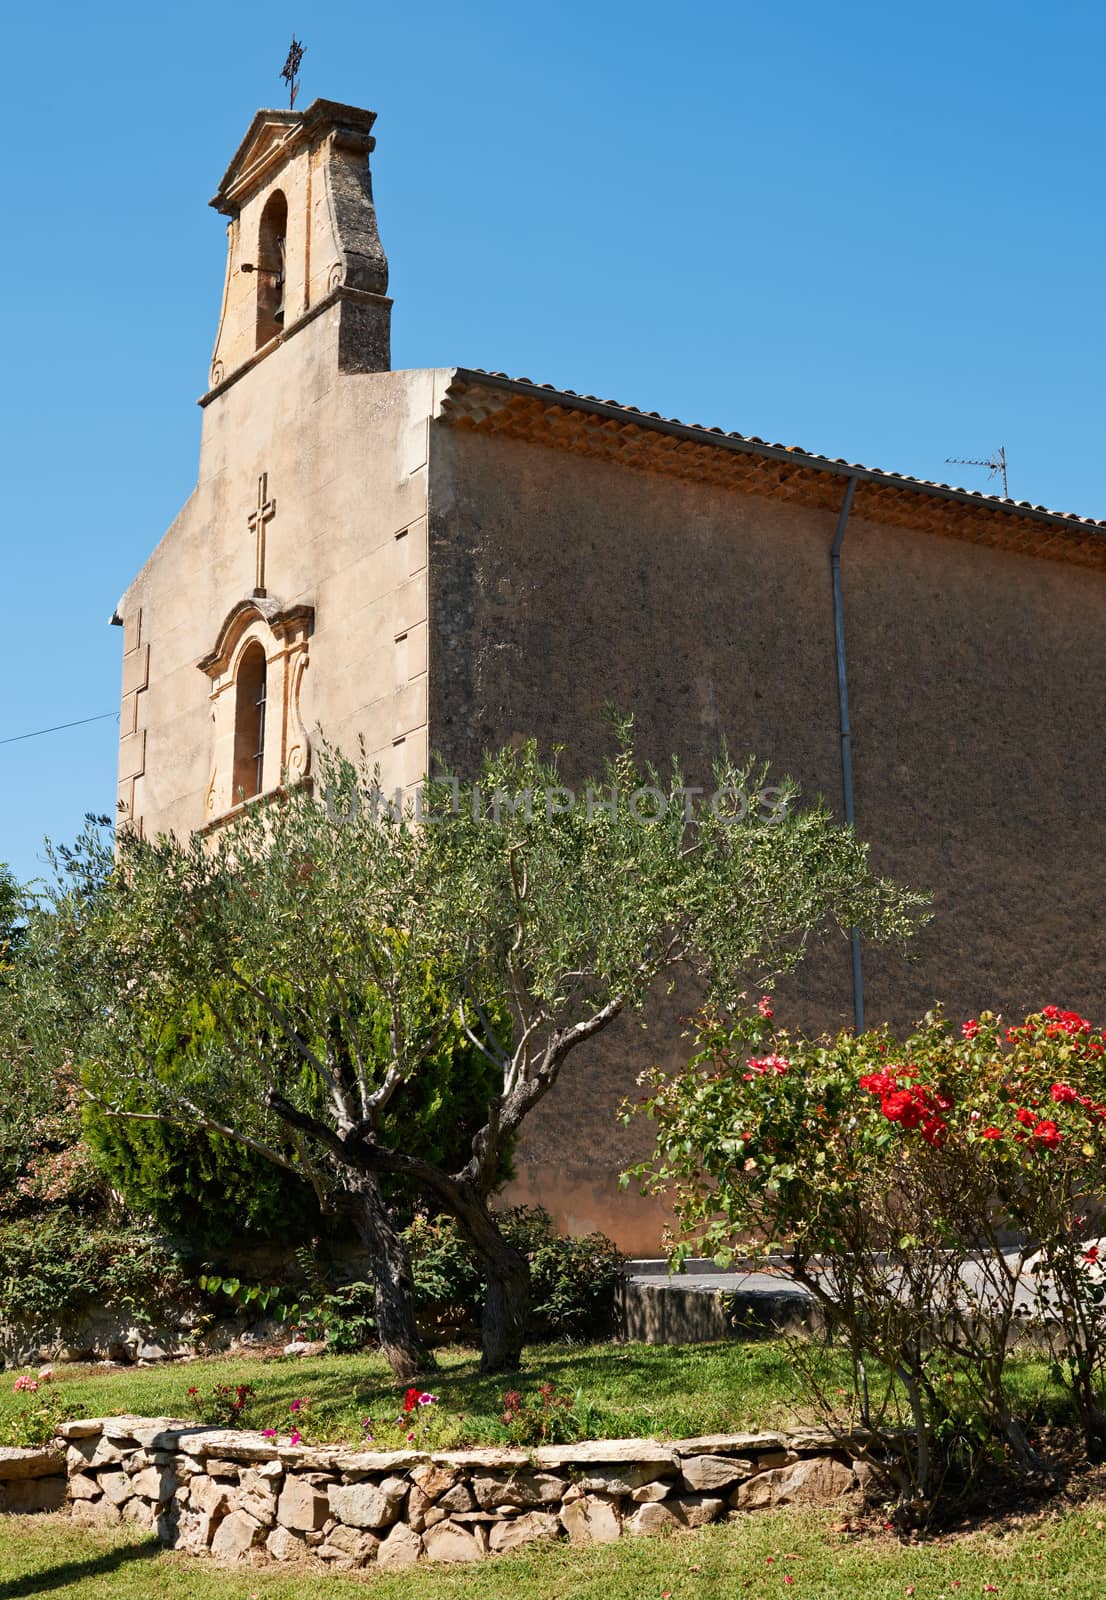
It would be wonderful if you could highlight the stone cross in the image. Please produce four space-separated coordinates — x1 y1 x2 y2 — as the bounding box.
248 472 276 597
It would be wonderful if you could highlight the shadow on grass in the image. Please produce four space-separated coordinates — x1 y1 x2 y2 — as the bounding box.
0 1534 160 1599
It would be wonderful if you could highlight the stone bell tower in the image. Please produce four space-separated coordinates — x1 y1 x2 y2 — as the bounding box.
206 99 391 395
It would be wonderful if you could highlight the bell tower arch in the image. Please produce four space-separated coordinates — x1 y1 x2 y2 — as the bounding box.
207 99 391 395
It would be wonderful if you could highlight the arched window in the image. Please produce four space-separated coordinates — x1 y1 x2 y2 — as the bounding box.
233 642 267 801
255 190 288 349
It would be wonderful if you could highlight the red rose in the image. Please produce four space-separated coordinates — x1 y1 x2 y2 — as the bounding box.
403 1388 420 1413
961 1019 979 1040
981 1127 1003 1140
920 1116 948 1148
1015 1108 1036 1127
1031 1120 1061 1150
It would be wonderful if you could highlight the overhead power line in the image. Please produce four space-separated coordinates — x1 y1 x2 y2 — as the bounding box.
0 712 118 748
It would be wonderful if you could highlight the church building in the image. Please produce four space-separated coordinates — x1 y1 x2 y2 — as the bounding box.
114 99 1106 1252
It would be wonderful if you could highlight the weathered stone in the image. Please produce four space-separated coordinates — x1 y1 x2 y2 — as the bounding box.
626 1500 684 1535
471 1471 566 1510
89 1439 125 1469
423 1506 447 1528
255 1458 284 1480
732 1455 855 1510
70 1496 121 1527
753 1450 798 1470
673 1493 725 1528
67 1441 98 1469
190 1475 234 1518
409 1462 458 1498
130 1465 178 1504
0 1476 67 1514
319 1524 379 1566
560 1493 622 1545
180 1507 222 1552
437 1481 476 1513
679 1454 755 1492
423 1518 487 1562
573 1463 672 1494
68 1472 102 1500
210 1508 263 1560
534 1440 676 1470
0 1446 66 1481
630 1481 671 1503
378 1520 423 1569
98 1471 134 1507
266 1523 307 1561
238 1467 278 1524
277 1477 330 1531
123 1496 156 1531
203 1459 242 1478
489 1511 560 1553
406 1481 432 1530
327 1475 406 1529
58 1420 103 1440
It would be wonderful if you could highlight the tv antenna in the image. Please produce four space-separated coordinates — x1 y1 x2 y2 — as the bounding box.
946 446 1008 499
281 36 306 109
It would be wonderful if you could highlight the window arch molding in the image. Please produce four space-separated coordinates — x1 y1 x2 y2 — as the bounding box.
198 595 313 824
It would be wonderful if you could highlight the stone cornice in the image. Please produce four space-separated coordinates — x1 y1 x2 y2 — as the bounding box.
439 371 1106 571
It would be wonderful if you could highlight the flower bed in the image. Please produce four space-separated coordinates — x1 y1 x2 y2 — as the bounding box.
45 1416 884 1567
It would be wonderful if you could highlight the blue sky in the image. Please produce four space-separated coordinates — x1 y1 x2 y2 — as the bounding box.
3 1 1104 885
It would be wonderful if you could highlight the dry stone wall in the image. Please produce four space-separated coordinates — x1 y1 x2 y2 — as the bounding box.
0 1418 895 1567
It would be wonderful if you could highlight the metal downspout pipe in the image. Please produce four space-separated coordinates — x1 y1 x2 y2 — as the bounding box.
830 475 864 1033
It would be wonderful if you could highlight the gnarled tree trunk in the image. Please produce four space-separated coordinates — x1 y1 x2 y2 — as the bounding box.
441 1180 531 1373
345 1176 435 1385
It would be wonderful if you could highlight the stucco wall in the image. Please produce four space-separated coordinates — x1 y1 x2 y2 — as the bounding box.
116 338 453 840
427 424 1106 1251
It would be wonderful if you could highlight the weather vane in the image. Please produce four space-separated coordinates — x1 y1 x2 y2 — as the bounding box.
281 36 306 110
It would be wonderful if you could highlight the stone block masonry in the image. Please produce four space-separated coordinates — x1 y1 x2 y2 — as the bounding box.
0 1418 899 1568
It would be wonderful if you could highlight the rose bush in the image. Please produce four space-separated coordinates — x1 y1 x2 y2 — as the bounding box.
630 1002 1106 1502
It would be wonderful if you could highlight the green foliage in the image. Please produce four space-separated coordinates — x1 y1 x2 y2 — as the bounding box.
0 1213 193 1330
0 1378 67 1447
497 1380 596 1445
81 997 324 1250
407 1206 625 1341
0 862 23 974
13 732 920 1373
184 1380 257 1430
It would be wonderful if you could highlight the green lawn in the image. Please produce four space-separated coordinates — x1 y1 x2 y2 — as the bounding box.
2 1504 1104 1599
0 1341 821 1448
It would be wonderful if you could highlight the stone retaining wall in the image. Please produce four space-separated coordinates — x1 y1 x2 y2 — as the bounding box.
0 1446 68 1514
15 1417 895 1568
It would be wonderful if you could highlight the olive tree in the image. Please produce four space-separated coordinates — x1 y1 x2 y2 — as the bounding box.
21 730 923 1376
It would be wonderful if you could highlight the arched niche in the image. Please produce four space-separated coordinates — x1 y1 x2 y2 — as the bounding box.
197 596 313 825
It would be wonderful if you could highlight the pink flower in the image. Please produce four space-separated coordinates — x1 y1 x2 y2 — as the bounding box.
288 1428 302 1447
758 996 774 1019
12 1376 38 1393
37 1367 54 1383
406 1431 415 1443
417 1392 437 1407
262 1428 277 1439
290 1398 305 1412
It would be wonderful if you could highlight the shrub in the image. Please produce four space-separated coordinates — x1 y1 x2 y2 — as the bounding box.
185 1381 257 1429
631 1001 1106 1504
1 1374 67 1447
406 1206 625 1342
0 1212 193 1332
